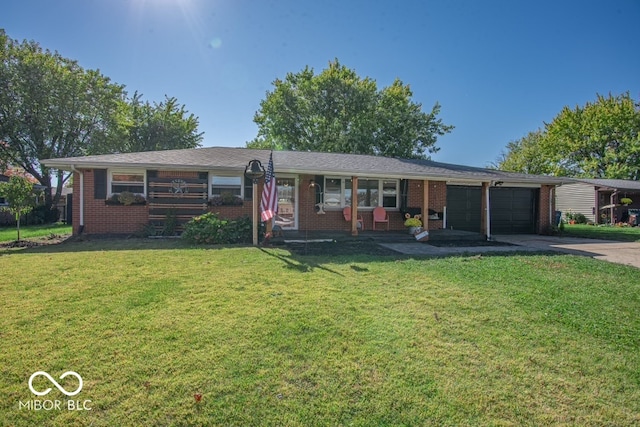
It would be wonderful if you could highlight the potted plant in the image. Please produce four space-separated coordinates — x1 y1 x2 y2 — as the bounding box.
621 197 633 206
404 214 423 235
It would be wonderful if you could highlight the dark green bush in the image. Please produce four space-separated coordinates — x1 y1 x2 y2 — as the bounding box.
574 213 588 224
182 212 254 244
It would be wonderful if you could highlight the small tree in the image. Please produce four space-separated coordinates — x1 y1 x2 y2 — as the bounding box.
0 175 36 241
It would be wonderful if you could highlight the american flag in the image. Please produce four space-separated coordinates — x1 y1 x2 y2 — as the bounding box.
260 152 278 222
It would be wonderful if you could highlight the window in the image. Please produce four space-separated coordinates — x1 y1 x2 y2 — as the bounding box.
324 178 342 207
357 179 379 207
0 196 6 206
324 177 398 209
382 180 398 208
211 176 242 198
110 171 145 195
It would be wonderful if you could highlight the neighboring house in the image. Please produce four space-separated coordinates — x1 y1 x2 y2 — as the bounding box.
52 186 73 224
556 178 640 224
42 147 568 237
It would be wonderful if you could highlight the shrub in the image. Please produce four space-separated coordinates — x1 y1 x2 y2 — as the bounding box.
162 210 178 236
573 213 588 224
182 212 253 244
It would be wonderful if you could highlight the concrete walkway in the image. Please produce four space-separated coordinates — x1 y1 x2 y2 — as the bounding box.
380 234 640 269
493 234 640 269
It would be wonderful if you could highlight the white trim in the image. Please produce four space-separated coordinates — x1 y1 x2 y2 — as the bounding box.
276 174 298 230
485 184 491 240
497 182 542 188
323 176 399 209
210 173 244 199
108 169 146 197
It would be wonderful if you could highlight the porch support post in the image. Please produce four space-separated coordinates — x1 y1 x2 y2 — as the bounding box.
481 182 490 239
422 179 429 232
351 176 359 236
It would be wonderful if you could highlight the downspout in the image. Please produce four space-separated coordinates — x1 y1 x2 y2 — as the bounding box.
71 165 84 234
485 184 491 240
549 186 554 229
443 206 447 229
610 190 619 225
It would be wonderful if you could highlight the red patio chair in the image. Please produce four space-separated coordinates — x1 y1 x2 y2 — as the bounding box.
343 206 364 230
372 207 389 231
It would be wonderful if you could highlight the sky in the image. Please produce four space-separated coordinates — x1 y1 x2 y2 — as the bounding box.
3 0 639 167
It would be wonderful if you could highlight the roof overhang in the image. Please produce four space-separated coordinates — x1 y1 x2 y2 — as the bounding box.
41 147 568 187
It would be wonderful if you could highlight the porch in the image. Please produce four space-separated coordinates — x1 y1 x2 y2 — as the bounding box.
271 228 484 244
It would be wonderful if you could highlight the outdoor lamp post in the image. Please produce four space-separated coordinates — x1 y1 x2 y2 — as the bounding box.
244 159 265 245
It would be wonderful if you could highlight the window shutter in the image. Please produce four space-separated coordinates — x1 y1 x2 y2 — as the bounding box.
244 177 253 200
93 169 107 200
400 179 409 210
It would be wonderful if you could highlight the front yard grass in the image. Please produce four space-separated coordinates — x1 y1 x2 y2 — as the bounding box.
1 239 639 426
563 223 640 242
0 223 72 243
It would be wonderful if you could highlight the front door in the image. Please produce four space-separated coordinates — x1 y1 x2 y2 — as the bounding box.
275 176 298 230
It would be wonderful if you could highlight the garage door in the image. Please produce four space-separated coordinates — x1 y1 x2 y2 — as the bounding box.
446 186 482 232
490 187 538 234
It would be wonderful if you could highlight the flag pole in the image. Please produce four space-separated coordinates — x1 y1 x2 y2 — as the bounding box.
244 159 266 246
253 180 259 245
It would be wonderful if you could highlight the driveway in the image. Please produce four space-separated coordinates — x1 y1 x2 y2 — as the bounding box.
493 234 640 269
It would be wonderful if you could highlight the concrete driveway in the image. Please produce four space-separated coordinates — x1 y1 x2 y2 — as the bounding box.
493 234 640 269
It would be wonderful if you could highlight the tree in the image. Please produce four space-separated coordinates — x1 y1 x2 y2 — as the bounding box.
247 59 453 159
0 30 125 218
491 130 556 175
0 175 36 241
117 92 203 153
542 93 640 179
494 93 640 179
0 31 204 218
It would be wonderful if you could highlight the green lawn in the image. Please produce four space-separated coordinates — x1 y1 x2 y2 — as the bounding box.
563 223 640 242
0 223 72 242
1 239 639 426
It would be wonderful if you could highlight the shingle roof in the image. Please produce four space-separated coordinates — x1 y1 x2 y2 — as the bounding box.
42 146 568 185
574 178 640 191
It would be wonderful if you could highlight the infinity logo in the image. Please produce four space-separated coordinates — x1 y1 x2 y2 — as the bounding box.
28 371 83 397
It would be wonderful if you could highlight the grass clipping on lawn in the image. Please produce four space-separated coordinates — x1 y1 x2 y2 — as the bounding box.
1 239 639 426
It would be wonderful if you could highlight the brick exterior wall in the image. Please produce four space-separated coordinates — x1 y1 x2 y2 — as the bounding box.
537 184 555 234
157 170 200 179
73 170 149 235
209 204 253 220
406 180 446 231
71 168 555 236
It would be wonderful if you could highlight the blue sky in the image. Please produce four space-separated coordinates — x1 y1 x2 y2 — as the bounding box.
3 0 639 167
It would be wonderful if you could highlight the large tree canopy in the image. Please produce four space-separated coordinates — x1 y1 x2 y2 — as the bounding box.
117 92 203 153
492 130 555 175
247 60 453 159
0 31 203 216
495 93 640 179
